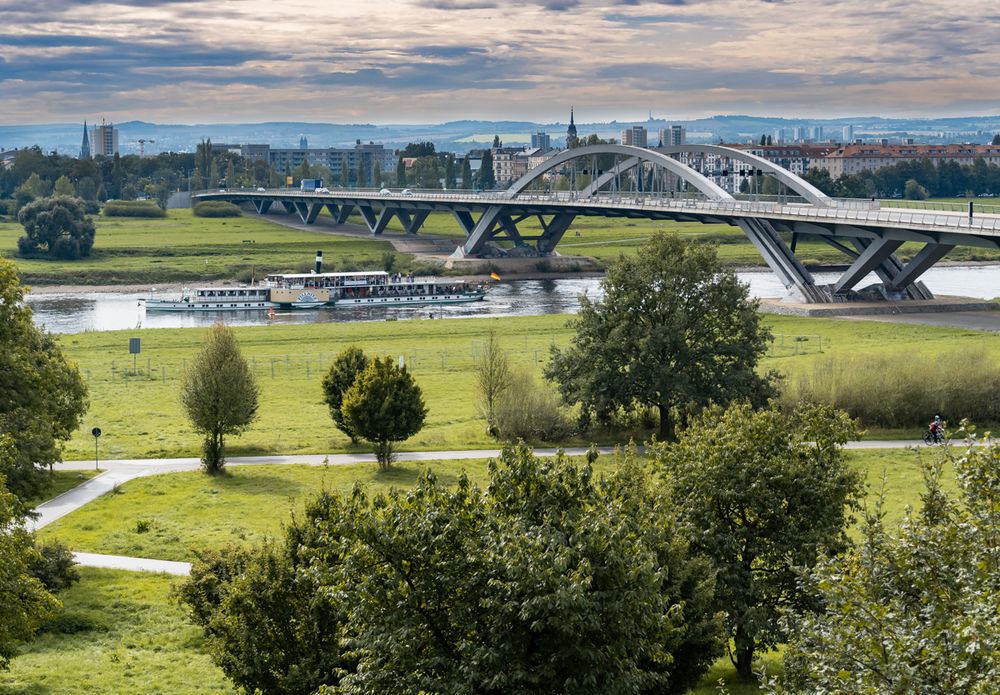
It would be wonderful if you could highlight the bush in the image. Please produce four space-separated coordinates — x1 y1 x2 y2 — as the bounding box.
494 366 574 441
103 200 166 218
0 199 12 215
193 201 242 218
781 346 1000 428
29 540 80 592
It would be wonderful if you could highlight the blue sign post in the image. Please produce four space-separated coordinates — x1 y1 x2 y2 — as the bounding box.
129 337 140 375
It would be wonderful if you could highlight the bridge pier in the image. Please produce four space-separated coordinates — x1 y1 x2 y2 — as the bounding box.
737 219 821 300
252 199 273 215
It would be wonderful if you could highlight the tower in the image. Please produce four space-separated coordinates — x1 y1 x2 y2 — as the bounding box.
79 121 91 159
566 107 578 148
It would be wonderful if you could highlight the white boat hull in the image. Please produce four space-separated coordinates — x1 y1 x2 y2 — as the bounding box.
144 300 273 312
144 293 485 312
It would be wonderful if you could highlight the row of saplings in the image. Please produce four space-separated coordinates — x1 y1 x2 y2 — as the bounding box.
174 408 1000 694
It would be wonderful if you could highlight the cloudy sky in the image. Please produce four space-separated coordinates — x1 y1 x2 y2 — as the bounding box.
0 0 997 125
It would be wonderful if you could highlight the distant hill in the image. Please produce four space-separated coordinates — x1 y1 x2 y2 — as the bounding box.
2 114 998 157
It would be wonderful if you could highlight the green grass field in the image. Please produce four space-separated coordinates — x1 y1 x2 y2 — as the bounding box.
0 208 397 286
53 312 999 461
0 568 233 695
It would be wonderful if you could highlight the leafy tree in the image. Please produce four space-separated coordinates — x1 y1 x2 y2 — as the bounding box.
53 175 75 197
409 157 442 188
181 323 260 474
546 232 776 439
372 161 381 187
460 156 472 188
176 542 350 695
399 142 435 158
340 356 427 468
771 428 1000 694
321 347 370 445
661 402 862 680
474 329 511 436
186 445 722 694
904 177 929 200
395 156 406 187
478 149 496 189
17 172 47 199
444 154 456 188
760 134 767 146
75 176 97 201
0 260 88 500
356 158 366 188
992 133 1000 146
0 438 60 669
339 156 350 187
225 160 236 188
492 134 501 148
17 196 96 260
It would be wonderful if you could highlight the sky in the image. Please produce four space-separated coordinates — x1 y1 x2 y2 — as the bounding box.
1 0 998 125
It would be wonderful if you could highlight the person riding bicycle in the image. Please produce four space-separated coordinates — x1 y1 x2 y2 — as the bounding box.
927 414 944 443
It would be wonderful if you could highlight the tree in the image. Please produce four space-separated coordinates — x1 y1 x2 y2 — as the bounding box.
372 161 381 187
904 177 929 200
0 438 60 669
53 175 75 197
17 196 96 260
546 232 777 439
478 149 496 189
474 329 511 436
0 260 88 500
181 323 260 474
661 402 863 680
356 158 366 188
183 445 723 694
492 134 501 148
770 428 1000 694
340 356 427 468
444 154 456 188
176 541 350 695
460 156 472 188
992 133 1000 146
395 156 406 187
321 347 370 445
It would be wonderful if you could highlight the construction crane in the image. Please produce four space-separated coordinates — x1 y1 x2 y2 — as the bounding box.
135 138 155 157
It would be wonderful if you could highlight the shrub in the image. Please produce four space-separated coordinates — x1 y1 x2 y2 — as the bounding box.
103 200 166 218
28 541 80 592
193 201 242 218
494 366 574 441
781 346 1000 428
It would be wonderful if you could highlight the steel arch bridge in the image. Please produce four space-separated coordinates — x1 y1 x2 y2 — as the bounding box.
196 144 1000 303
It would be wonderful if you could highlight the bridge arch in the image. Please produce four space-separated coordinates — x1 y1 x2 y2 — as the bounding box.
503 143 734 201
658 144 832 206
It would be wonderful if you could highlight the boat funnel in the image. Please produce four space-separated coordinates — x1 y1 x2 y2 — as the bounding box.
315 250 323 274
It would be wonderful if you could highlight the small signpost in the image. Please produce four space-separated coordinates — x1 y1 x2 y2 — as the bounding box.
91 427 102 470
129 337 141 375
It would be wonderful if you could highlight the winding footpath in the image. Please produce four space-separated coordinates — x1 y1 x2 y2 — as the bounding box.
31 441 928 576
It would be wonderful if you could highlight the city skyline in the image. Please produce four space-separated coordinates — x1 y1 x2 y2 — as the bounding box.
1 0 999 125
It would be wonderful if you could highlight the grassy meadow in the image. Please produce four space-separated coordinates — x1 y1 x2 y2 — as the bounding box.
0 208 396 286
53 312 1000 461
0 568 234 695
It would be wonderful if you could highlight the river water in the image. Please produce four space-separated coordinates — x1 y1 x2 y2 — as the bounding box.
25 266 1000 335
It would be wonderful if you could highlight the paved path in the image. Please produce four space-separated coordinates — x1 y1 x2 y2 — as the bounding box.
72 552 191 576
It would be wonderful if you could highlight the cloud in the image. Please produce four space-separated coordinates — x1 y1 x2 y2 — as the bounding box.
0 0 998 125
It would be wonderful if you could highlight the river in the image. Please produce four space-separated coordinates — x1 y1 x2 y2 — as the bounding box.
25 265 1000 335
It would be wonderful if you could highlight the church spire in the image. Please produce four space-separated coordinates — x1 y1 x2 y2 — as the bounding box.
566 107 578 147
79 121 91 159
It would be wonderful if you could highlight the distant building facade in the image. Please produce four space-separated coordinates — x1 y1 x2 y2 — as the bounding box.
813 143 1000 178
659 125 686 146
231 141 396 179
90 121 118 157
621 126 648 147
531 131 551 149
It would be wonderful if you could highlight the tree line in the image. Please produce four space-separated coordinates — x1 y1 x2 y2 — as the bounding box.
803 156 1000 199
